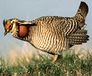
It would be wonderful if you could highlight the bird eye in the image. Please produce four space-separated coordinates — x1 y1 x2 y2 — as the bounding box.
9 25 12 29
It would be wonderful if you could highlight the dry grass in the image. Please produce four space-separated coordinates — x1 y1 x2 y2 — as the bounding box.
0 49 92 76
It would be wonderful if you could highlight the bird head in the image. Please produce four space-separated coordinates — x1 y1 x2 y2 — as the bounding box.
3 18 19 36
3 18 34 38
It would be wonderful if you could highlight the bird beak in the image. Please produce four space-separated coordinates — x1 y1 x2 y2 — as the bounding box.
4 32 7 36
4 30 8 36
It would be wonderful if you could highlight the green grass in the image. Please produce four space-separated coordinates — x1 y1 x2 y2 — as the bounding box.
0 53 92 76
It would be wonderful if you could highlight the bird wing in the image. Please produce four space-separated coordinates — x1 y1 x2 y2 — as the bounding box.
68 29 89 47
35 16 79 37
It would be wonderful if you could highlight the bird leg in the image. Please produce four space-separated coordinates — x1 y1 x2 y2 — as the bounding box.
52 55 58 62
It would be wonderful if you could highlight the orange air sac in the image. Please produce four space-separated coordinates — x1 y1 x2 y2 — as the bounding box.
18 25 29 38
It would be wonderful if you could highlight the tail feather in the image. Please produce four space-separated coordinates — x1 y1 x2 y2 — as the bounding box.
76 1 88 18
69 30 89 47
75 1 89 28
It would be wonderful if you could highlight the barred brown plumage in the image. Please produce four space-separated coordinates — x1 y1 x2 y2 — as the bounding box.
3 1 89 62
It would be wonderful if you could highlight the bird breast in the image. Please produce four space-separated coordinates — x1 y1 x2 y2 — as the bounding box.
28 25 63 55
